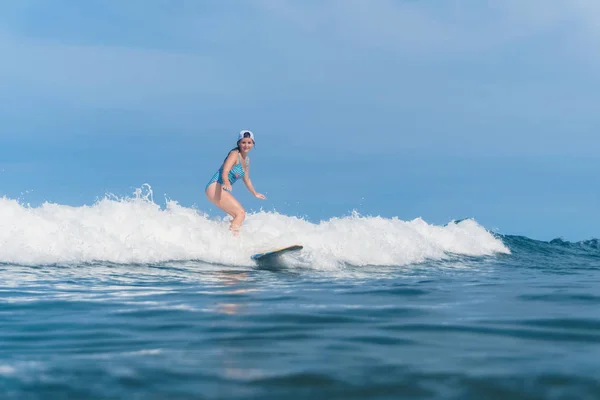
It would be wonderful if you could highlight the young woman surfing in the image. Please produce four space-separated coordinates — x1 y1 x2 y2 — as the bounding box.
205 130 266 233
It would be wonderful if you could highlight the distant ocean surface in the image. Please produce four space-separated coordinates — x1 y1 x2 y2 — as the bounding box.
1 188 599 399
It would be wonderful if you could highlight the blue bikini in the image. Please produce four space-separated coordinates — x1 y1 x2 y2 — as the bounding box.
206 151 250 190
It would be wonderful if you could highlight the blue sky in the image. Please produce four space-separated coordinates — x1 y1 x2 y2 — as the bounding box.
0 0 599 241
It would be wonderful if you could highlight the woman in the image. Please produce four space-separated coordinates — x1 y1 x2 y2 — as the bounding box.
205 130 266 233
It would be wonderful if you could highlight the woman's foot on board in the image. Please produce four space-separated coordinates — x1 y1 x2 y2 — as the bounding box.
230 224 241 236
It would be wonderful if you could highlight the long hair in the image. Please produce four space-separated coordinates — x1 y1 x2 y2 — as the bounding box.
223 133 255 163
223 145 240 163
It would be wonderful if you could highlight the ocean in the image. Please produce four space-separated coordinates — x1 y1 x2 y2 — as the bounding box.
1 189 599 399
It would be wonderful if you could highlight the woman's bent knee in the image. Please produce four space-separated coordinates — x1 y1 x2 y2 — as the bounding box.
235 209 246 219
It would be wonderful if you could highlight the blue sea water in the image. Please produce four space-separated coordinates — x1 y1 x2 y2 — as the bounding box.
1 190 599 399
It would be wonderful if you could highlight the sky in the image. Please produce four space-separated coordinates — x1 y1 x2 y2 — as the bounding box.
0 0 599 241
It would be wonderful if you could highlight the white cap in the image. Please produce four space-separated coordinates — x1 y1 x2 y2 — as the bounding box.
238 130 255 142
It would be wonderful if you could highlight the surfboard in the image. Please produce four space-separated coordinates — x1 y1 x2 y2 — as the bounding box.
251 245 303 261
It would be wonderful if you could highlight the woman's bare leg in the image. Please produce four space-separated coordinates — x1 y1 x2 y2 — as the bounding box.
205 183 246 233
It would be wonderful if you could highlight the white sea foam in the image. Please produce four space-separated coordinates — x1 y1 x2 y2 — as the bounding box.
0 365 16 376
0 185 509 267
